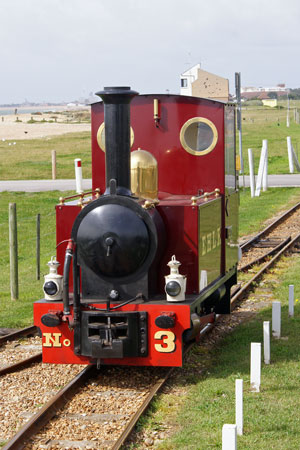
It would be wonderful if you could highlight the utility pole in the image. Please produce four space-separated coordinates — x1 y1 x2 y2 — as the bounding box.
235 72 245 187
286 93 290 127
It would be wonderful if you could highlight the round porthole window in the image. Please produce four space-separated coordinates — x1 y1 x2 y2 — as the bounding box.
97 122 135 152
180 117 218 156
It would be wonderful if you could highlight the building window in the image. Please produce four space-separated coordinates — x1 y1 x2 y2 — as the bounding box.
181 78 188 88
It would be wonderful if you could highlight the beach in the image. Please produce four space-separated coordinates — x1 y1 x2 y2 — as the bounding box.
0 111 90 140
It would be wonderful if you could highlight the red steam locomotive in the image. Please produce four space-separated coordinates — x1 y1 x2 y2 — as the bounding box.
34 86 239 367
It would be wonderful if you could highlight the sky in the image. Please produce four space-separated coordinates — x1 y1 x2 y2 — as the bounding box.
0 0 300 104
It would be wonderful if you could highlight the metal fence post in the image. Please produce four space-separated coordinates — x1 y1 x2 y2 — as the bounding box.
36 214 40 280
9 202 18 300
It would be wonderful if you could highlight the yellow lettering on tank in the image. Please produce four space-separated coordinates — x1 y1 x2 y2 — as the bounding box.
43 332 62 348
207 233 212 252
202 236 207 256
217 227 221 246
212 230 216 249
200 228 222 256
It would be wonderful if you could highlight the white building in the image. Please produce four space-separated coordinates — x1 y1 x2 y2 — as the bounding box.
180 64 229 101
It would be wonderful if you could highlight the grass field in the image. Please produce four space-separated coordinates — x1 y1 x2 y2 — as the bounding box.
0 187 300 328
1 108 300 447
0 191 72 327
241 100 300 175
0 103 300 180
147 254 300 449
0 132 91 180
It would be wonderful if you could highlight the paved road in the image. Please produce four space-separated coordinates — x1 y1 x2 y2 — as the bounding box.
239 174 300 188
0 175 300 192
0 179 93 192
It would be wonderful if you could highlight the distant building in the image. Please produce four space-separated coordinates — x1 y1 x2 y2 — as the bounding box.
180 64 229 102
241 84 288 100
257 92 278 108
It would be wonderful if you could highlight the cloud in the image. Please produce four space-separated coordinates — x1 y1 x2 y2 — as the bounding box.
0 0 300 102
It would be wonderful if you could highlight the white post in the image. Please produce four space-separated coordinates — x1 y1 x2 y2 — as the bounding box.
222 424 237 450
272 301 281 338
250 342 261 392
289 285 294 317
287 137 294 173
235 379 243 435
248 148 255 197
262 140 268 191
74 158 83 193
291 144 300 172
255 145 267 197
263 321 270 364
51 150 56 180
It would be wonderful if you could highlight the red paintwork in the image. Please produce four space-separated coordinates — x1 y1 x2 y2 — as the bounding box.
34 93 235 367
34 301 191 367
91 95 225 196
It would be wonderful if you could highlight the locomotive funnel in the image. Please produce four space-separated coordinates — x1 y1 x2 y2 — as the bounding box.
95 86 138 195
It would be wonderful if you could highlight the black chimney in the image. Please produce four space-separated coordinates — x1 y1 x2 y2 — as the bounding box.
95 86 138 196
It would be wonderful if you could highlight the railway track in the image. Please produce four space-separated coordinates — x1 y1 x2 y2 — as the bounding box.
0 327 41 377
2 204 300 449
239 200 300 271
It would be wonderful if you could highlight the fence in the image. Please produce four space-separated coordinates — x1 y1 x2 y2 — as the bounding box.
1 203 56 301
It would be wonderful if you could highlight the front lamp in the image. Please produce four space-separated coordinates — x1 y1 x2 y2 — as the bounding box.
165 280 181 297
43 280 58 297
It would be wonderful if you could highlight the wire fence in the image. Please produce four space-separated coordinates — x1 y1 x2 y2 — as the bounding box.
0 206 58 299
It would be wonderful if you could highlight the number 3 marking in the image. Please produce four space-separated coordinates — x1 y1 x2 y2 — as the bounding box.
154 331 176 353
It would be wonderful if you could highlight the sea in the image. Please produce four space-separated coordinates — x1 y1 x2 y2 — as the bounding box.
0 108 61 116
0 104 85 116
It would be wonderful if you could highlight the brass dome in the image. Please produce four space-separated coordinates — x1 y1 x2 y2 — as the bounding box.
131 149 158 200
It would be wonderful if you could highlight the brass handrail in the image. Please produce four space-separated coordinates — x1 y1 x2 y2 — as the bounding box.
191 188 220 205
59 188 101 205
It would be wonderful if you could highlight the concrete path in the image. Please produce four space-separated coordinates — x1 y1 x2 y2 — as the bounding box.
0 175 300 192
239 174 300 188
0 179 92 192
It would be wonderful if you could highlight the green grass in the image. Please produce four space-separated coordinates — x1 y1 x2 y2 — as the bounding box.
0 103 300 180
0 132 91 180
1 187 300 327
239 187 300 235
0 191 73 327
155 255 300 449
241 102 300 175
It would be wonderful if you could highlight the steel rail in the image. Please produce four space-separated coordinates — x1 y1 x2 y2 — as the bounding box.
0 353 42 377
0 326 37 347
112 230 300 449
241 200 300 251
233 232 300 308
239 235 291 271
3 221 300 449
111 368 174 450
2 365 96 450
112 317 221 450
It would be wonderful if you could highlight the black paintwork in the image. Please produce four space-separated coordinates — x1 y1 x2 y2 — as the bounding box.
95 86 138 196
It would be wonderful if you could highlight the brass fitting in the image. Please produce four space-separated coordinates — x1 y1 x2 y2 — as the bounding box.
215 188 220 197
191 196 197 206
59 197 65 205
142 200 155 209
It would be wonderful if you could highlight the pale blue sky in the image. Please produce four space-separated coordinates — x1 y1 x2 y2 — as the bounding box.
1 0 299 103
